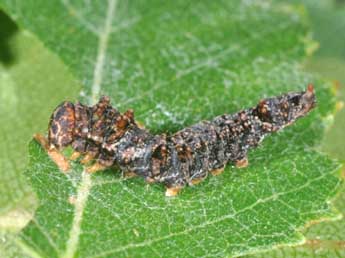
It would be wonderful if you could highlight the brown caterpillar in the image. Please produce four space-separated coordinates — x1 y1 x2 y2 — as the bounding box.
35 85 316 196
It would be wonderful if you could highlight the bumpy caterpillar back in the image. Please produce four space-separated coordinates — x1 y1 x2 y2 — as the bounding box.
36 85 316 196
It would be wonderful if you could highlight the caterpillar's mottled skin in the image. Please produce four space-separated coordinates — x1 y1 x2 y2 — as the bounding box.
37 85 316 196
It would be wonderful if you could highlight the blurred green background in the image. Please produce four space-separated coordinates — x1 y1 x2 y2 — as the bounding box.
0 0 344 256
254 0 345 256
301 0 345 160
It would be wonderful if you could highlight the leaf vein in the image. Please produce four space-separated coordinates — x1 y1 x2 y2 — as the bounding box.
61 171 92 258
90 0 117 104
89 170 333 257
61 0 99 35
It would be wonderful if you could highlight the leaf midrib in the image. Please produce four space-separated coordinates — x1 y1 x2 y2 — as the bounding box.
61 0 117 257
89 0 117 104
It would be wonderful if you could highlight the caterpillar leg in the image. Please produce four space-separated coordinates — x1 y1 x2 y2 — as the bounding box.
124 171 138 178
235 157 249 168
70 151 81 161
136 121 146 130
211 166 225 176
34 134 70 172
165 186 182 197
145 177 156 184
190 178 204 185
80 153 96 165
86 162 107 173
189 174 208 186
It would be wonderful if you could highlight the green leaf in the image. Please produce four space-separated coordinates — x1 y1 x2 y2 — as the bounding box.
250 184 345 258
23 139 341 258
0 11 80 214
0 11 81 258
0 0 342 257
251 1 345 257
0 231 31 258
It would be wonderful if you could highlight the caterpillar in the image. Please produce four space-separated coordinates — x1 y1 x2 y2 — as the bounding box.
34 85 316 196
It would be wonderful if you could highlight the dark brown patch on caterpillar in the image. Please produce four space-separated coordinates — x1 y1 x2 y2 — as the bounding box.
35 85 316 196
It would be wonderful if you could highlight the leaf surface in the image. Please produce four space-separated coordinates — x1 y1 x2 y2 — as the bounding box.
252 1 345 257
0 11 80 214
0 0 342 257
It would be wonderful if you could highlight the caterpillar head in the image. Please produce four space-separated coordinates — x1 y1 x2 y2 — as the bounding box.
257 84 316 130
48 101 75 149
